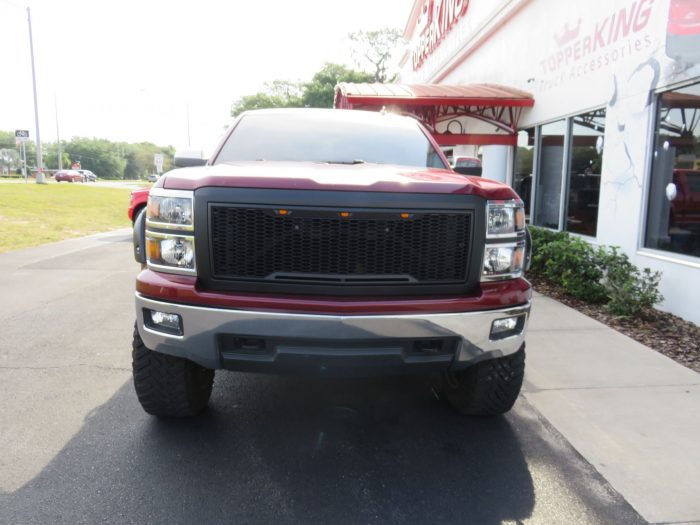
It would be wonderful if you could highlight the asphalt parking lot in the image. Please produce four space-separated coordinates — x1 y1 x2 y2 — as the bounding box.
0 231 645 524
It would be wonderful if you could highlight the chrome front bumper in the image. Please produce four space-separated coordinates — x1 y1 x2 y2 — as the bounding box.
136 294 530 373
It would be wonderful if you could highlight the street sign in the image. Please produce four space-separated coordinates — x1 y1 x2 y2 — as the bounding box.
154 153 164 174
15 130 29 142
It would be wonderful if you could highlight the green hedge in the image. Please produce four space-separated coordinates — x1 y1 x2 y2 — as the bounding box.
529 227 662 317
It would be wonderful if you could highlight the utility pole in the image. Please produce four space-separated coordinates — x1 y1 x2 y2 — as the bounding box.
21 141 28 183
55 94 62 170
27 7 45 183
186 102 191 147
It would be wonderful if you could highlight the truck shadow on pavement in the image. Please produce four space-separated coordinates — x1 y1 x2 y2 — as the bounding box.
2 371 636 524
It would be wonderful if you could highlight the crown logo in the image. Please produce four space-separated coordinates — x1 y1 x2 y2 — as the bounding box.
555 19 581 47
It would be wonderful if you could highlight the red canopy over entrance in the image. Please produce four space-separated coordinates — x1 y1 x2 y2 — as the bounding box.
334 83 534 146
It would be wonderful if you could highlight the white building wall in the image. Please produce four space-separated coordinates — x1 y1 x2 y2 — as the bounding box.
481 146 509 183
401 0 700 323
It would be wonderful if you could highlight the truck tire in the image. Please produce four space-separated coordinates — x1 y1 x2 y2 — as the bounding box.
440 345 525 416
132 324 214 417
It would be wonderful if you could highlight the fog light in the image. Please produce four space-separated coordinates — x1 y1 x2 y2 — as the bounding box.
145 309 183 335
490 315 525 340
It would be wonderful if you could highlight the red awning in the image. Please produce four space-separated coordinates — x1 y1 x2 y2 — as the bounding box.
660 91 700 108
334 83 534 146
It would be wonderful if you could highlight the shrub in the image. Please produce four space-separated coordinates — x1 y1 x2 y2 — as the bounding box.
529 227 663 316
531 231 608 302
601 248 663 317
529 227 567 274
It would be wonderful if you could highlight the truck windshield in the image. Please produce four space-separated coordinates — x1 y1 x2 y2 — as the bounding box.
215 112 447 169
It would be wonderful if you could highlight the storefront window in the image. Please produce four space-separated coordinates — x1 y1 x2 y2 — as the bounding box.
514 128 535 220
566 109 605 236
533 120 566 228
645 82 700 258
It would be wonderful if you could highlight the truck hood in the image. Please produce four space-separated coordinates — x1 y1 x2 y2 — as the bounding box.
158 161 519 200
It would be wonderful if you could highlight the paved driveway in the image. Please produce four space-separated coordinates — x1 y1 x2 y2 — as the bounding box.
0 232 644 524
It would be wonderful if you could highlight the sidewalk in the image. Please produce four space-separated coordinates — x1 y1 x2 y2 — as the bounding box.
523 293 700 524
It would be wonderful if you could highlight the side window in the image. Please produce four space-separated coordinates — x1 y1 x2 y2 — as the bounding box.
527 109 606 235
645 82 700 258
533 120 566 229
566 109 605 237
514 128 535 221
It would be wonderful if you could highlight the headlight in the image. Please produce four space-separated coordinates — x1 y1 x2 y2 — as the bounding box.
146 232 196 273
147 189 193 230
144 189 195 275
482 242 526 281
486 200 525 238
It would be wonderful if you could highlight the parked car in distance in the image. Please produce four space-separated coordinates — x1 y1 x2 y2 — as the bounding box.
78 169 97 182
54 170 85 183
147 174 159 182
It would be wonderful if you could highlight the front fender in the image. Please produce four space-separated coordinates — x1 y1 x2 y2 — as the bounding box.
133 208 146 264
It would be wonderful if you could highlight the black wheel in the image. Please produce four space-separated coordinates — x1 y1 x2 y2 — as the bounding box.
132 323 214 417
440 345 525 416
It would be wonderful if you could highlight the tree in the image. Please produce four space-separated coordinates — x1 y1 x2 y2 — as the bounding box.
0 130 17 150
63 138 127 179
0 147 20 174
348 28 404 83
44 142 70 170
0 131 19 174
302 63 373 108
1 130 177 179
230 64 374 116
123 142 175 180
231 80 303 116
0 131 36 171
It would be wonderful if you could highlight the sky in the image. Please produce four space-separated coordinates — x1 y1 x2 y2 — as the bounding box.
0 0 413 153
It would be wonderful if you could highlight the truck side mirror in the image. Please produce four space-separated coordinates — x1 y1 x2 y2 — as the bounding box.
453 166 483 176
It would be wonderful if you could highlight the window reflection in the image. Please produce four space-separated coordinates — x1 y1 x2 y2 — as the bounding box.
645 82 700 258
566 109 605 236
514 129 534 220
533 120 566 228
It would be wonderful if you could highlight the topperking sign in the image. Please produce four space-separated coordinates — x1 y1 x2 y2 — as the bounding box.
412 0 470 70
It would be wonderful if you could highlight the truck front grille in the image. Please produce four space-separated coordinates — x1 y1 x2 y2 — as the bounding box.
209 205 472 285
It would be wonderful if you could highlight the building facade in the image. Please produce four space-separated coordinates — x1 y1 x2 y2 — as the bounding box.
400 0 700 324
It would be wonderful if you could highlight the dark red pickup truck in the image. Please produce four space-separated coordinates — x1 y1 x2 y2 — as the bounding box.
132 108 531 418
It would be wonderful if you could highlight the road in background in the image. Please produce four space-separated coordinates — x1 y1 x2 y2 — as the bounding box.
0 233 644 524
0 179 148 190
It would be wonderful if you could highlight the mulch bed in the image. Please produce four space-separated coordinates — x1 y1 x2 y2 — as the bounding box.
529 275 700 374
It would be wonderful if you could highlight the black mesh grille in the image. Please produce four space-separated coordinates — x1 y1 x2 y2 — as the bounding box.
209 206 472 284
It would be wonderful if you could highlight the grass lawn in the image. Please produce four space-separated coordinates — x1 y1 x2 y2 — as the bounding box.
0 183 132 253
